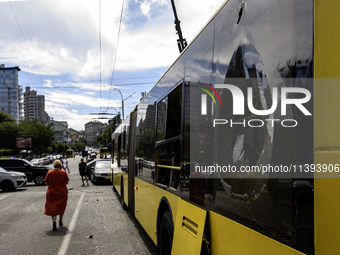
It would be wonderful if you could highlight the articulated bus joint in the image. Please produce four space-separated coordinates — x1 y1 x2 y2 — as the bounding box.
202 212 211 255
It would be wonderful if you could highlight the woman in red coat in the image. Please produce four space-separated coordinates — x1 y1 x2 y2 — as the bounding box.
44 160 69 231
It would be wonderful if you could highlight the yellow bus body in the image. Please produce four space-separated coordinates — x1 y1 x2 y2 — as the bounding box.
315 0 340 253
111 0 340 254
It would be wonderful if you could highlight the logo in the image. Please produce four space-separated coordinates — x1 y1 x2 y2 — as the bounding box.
199 84 312 128
214 84 311 116
198 83 222 115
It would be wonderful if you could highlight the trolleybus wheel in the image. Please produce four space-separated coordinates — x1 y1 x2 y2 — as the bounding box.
120 177 127 210
159 211 174 255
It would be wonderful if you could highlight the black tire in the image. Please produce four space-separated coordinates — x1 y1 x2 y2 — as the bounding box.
34 174 45 185
158 212 174 255
1 180 15 192
120 177 127 210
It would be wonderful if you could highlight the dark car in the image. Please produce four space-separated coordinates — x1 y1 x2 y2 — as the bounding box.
0 158 49 185
82 150 88 158
91 160 112 184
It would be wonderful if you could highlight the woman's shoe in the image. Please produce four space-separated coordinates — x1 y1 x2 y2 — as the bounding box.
59 221 63 227
53 222 57 231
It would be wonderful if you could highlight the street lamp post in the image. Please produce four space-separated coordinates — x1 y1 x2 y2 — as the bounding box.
113 89 136 121
113 88 124 120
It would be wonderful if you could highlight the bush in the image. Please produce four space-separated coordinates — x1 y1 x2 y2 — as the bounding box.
0 149 15 157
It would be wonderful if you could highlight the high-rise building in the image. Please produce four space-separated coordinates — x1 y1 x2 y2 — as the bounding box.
0 64 23 122
24 86 50 122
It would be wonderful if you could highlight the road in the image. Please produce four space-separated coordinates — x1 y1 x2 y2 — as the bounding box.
0 155 157 255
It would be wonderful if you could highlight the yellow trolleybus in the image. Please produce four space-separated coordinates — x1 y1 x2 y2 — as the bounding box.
100 147 109 158
65 149 74 158
111 0 340 254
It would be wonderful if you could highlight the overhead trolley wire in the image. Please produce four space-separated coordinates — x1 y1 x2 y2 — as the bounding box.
19 75 159 84
26 81 156 89
99 0 102 112
8 2 44 87
107 0 125 108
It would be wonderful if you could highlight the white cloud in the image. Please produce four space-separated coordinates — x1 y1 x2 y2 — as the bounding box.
0 0 226 130
116 24 178 70
138 0 169 19
46 106 109 131
1 0 225 75
140 1 151 19
45 89 121 130
0 0 121 77
0 0 27 2
43 79 53 88
45 90 121 109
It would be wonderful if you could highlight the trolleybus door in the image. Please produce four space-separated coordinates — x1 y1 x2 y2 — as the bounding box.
128 109 137 215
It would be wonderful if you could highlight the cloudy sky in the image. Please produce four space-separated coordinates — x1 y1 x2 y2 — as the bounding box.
0 0 226 130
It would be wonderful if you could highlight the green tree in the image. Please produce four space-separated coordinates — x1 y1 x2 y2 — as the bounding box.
96 133 105 146
56 143 66 153
0 112 18 150
79 136 87 145
75 142 86 152
18 119 54 155
96 114 121 146
51 144 57 153
0 111 14 122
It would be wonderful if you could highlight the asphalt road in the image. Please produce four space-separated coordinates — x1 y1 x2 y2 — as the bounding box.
0 155 157 255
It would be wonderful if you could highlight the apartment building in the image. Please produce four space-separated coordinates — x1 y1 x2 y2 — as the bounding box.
85 121 107 144
24 86 50 122
0 64 23 122
46 119 70 145
69 128 79 144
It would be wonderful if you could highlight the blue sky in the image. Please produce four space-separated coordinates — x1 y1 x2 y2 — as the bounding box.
0 0 225 130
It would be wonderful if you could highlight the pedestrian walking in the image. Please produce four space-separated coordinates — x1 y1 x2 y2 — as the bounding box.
79 158 89 186
44 160 69 231
64 157 70 173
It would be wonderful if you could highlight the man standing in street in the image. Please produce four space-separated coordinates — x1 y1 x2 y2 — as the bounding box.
78 158 89 186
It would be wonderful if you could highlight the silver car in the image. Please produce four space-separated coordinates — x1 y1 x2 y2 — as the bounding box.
0 167 27 192
92 160 113 184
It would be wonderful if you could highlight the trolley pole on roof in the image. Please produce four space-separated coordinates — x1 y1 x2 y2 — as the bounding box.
170 0 187 53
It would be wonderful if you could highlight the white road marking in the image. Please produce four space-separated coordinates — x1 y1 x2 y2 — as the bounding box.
0 194 12 201
57 191 85 255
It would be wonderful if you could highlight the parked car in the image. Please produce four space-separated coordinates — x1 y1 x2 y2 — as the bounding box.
55 155 63 160
0 158 49 185
149 161 155 169
91 160 113 184
31 158 43 166
0 167 27 192
42 158 50 165
86 159 112 180
45 155 54 164
86 159 99 180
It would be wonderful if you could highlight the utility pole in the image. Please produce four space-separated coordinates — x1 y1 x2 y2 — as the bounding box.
170 0 187 53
